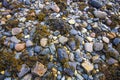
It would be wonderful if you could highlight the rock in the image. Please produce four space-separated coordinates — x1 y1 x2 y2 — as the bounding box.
6 15 11 19
88 0 103 9
64 62 76 76
26 40 33 47
102 37 110 43
50 3 60 12
92 55 100 63
57 48 69 63
76 73 84 80
2 0 9 8
106 19 112 25
22 74 32 80
12 28 22 35
81 61 94 73
9 43 15 49
59 36 68 44
107 58 118 65
11 36 21 43
86 37 93 42
68 40 76 50
25 0 31 5
74 50 83 62
93 43 103 51
68 19 76 25
69 53 74 61
84 43 93 52
41 48 50 55
70 29 78 35
49 44 56 54
52 67 57 76
90 32 96 38
32 62 47 77
81 28 87 33
40 38 48 47
15 43 25 51
94 11 107 19
18 64 30 78
113 38 120 46
34 46 41 53
107 32 116 39
53 30 60 36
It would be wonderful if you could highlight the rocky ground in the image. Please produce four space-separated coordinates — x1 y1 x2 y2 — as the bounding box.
0 0 120 80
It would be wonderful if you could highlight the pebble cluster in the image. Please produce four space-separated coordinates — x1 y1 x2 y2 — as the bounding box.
0 0 120 80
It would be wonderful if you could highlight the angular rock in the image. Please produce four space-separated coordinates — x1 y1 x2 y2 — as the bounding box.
107 58 118 65
59 36 68 45
15 43 25 51
93 43 103 51
11 36 21 43
81 61 94 73
12 28 22 35
57 48 69 63
18 64 30 78
26 40 33 47
40 38 48 47
94 11 107 19
32 62 47 77
84 43 93 52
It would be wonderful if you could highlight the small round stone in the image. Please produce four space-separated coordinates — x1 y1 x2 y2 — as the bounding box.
40 38 48 47
102 36 110 43
34 46 41 53
15 43 25 51
68 19 76 25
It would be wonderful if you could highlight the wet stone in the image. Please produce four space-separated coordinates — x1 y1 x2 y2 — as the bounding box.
15 43 26 51
26 40 33 47
81 61 94 73
12 28 22 35
84 43 93 52
32 62 47 77
34 46 41 53
93 42 103 51
57 48 69 63
18 64 30 78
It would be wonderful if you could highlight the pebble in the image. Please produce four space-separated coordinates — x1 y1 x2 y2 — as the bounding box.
88 0 103 9
49 44 56 54
40 38 48 47
15 43 25 51
84 43 93 52
70 29 78 35
50 3 60 12
107 32 116 39
68 40 76 50
26 40 33 47
93 42 103 51
69 53 74 61
76 73 84 80
9 43 15 49
113 38 120 46
32 62 47 77
94 11 107 19
90 32 96 38
68 19 76 25
86 37 93 42
22 74 32 80
57 48 69 63
81 61 94 73
59 36 68 44
34 46 41 53
41 48 50 55
12 28 22 35
102 36 110 43
107 58 118 65
11 36 21 43
18 64 30 78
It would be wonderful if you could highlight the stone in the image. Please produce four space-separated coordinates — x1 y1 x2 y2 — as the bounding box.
32 62 47 77
84 43 93 52
69 53 74 61
94 11 107 19
15 43 25 51
59 36 68 44
107 58 118 65
57 48 69 63
81 61 94 73
88 0 103 9
22 74 32 80
86 37 93 42
76 73 84 80
11 36 21 43
41 48 50 55
113 38 120 46
49 44 56 54
68 41 76 50
34 46 41 53
9 43 15 49
93 43 103 51
107 32 116 39
70 29 78 35
26 40 33 47
6 15 11 19
40 38 48 47
68 19 76 25
90 32 96 38
18 64 30 78
50 3 60 12
106 19 112 25
12 28 22 35
102 36 110 43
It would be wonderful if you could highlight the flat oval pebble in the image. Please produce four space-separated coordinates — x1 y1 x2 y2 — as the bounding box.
15 43 25 51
